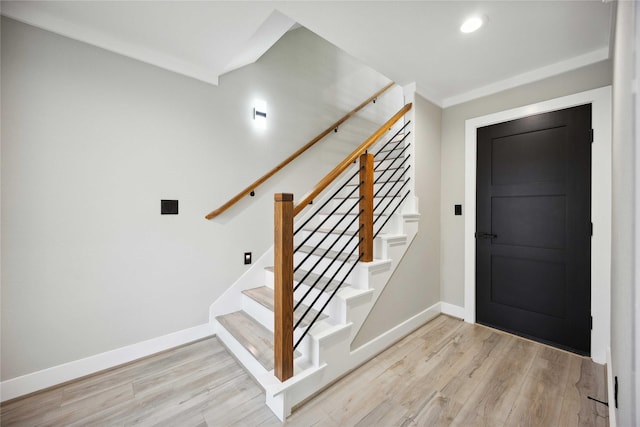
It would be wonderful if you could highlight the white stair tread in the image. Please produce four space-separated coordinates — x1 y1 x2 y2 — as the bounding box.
216 311 301 372
242 286 328 328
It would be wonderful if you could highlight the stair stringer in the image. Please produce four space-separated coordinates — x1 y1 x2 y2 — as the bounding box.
265 211 423 419
208 116 422 421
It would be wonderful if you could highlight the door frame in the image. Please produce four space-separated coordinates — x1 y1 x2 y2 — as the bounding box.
463 86 612 363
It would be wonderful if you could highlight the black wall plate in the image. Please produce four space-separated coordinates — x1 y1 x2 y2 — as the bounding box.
161 200 179 215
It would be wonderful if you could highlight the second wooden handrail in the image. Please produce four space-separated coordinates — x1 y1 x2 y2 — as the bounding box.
293 102 412 216
205 82 395 220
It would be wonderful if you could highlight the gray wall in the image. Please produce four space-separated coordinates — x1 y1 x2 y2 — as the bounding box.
610 1 638 424
440 60 613 307
0 17 401 380
352 94 442 347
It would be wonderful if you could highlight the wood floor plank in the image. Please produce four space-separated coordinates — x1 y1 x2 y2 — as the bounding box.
453 334 539 424
437 329 513 404
591 360 609 420
121 361 245 426
400 390 464 427
353 399 409 427
198 374 267 425
286 405 338 427
316 318 465 425
287 318 444 420
450 407 503 427
391 322 493 405
131 348 233 397
0 316 608 427
354 315 464 387
503 345 572 426
61 338 221 406
558 356 609 426
0 390 63 426
395 329 509 425
203 393 279 427
42 383 134 426
129 374 259 427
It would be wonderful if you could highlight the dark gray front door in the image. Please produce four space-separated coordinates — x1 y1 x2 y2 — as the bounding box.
476 104 592 355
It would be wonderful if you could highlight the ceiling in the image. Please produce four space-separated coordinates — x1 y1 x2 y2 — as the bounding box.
1 1 613 108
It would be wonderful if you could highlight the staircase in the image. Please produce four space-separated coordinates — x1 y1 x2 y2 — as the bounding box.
209 103 419 421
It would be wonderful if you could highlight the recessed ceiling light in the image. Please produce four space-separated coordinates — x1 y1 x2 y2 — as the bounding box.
460 16 484 34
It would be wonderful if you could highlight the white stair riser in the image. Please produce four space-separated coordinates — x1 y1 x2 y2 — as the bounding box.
263 267 355 289
253 284 342 328
214 320 270 378
376 145 406 157
373 212 405 236
375 157 406 171
294 251 357 275
342 166 407 187
304 212 400 239
241 294 275 331
335 180 408 199
313 213 364 231
325 196 402 211
293 284 341 320
295 230 356 252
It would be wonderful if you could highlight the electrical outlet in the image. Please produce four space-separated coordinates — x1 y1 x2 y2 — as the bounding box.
244 252 252 265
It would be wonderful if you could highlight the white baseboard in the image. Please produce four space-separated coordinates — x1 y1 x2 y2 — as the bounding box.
0 323 214 402
440 302 465 320
607 347 617 427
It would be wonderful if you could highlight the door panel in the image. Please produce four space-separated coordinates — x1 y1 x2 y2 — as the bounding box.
492 195 566 249
476 104 591 355
491 255 566 318
491 127 567 185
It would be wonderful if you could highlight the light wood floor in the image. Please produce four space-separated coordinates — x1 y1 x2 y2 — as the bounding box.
0 315 608 426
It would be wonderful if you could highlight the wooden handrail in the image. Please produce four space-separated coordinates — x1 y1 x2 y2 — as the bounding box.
205 82 396 220
293 102 412 216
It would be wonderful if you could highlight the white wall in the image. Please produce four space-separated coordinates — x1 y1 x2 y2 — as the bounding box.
0 17 402 382
610 1 638 424
440 60 612 307
352 93 442 347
